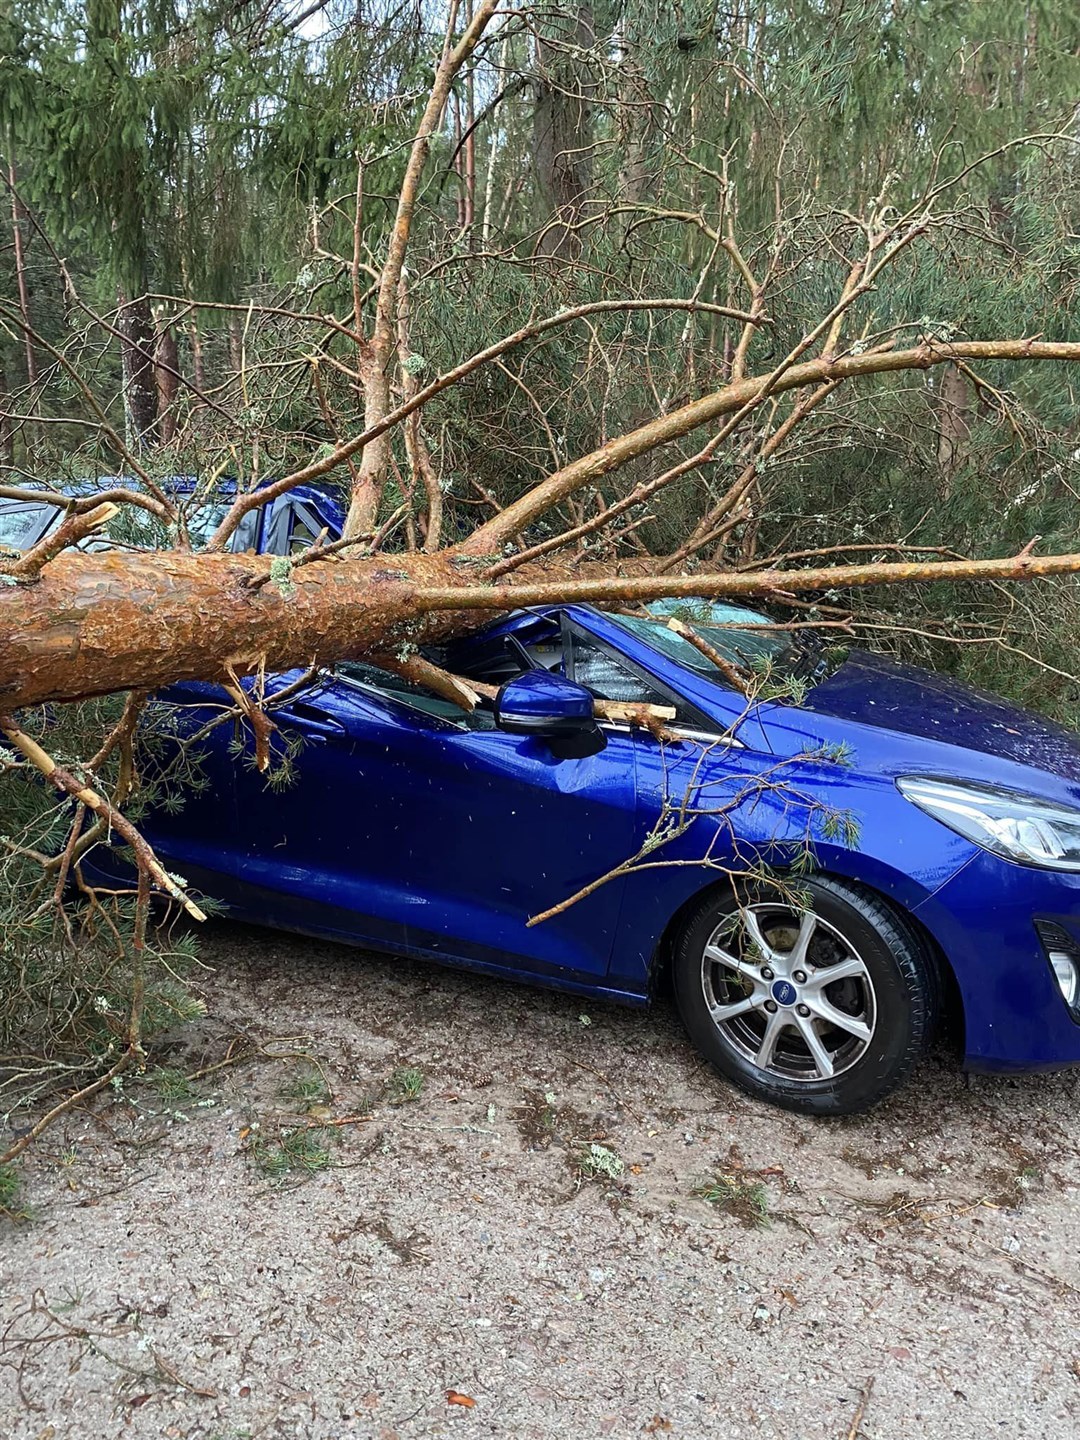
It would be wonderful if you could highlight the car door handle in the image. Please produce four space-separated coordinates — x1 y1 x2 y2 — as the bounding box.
274 701 346 741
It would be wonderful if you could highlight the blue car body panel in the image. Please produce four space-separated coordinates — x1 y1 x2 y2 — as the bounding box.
137 668 641 990
82 599 1080 1075
910 851 1080 1071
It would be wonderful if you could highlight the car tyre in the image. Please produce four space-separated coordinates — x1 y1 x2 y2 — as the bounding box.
671 876 938 1116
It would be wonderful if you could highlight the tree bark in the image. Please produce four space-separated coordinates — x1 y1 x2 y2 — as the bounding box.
533 4 595 259
937 362 973 478
0 363 13 469
346 351 394 539
117 291 160 449
342 0 500 539
8 146 37 390
227 314 244 376
154 318 180 445
0 548 454 709
614 29 653 208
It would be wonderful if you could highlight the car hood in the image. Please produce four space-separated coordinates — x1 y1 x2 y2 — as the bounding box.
800 649 1080 784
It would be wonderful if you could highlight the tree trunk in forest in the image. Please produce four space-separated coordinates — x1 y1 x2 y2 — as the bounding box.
533 4 595 258
0 364 14 469
341 0 500 539
615 32 653 207
189 318 206 392
154 318 180 445
227 315 243 377
464 44 477 231
8 148 37 390
117 292 159 449
937 362 973 479
346 349 394 538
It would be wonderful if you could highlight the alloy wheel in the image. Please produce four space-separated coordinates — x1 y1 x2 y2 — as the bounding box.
700 902 877 1083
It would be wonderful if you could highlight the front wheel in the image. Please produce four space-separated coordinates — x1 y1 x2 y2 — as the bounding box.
671 877 938 1116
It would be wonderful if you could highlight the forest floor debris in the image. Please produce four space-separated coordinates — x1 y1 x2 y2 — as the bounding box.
3 920 1080 1438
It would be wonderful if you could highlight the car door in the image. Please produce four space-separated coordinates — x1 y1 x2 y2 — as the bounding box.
557 611 785 989
227 659 640 984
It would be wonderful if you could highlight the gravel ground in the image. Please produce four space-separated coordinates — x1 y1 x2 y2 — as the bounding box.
3 920 1080 1439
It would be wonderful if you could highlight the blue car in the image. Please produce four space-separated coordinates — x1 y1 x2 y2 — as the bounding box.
0 475 345 556
86 599 1080 1114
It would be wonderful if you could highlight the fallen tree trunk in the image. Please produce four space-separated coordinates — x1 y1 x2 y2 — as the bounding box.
5 540 1080 711
1 548 449 710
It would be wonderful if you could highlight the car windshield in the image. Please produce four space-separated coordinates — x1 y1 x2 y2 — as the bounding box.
603 600 800 680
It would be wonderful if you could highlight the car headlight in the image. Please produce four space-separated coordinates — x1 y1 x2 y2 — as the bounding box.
898 777 1080 872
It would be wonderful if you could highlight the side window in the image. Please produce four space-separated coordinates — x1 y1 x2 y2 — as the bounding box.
568 633 670 708
186 504 259 554
443 615 700 729
227 512 261 553
439 617 564 686
264 500 323 556
186 503 228 550
335 660 496 730
0 501 54 551
288 511 321 553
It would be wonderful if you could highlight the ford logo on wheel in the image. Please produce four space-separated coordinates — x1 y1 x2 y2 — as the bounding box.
771 979 798 1007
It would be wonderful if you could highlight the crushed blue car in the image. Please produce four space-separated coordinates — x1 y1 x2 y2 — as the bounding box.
0 474 346 556
83 596 1080 1114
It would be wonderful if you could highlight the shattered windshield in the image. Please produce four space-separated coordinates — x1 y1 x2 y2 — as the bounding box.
603 600 802 681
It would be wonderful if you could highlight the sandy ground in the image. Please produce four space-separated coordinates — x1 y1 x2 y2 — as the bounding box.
3 921 1080 1440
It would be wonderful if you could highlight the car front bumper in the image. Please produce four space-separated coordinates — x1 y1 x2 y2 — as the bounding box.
914 849 1080 1072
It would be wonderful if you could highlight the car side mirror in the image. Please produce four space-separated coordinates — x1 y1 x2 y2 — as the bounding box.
494 670 607 759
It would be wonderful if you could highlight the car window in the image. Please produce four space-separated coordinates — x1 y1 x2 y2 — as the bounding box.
182 504 260 553
288 510 322 553
336 659 497 730
0 500 54 551
605 609 795 679
437 615 564 686
568 632 674 709
186 503 228 550
441 612 702 728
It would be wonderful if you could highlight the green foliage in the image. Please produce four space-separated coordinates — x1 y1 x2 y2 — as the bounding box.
143 1065 197 1105
280 1065 330 1108
693 1172 771 1229
250 1125 333 1182
811 742 856 767
821 809 861 849
387 1065 425 1105
0 1163 30 1221
0 697 211 1120
746 657 808 707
